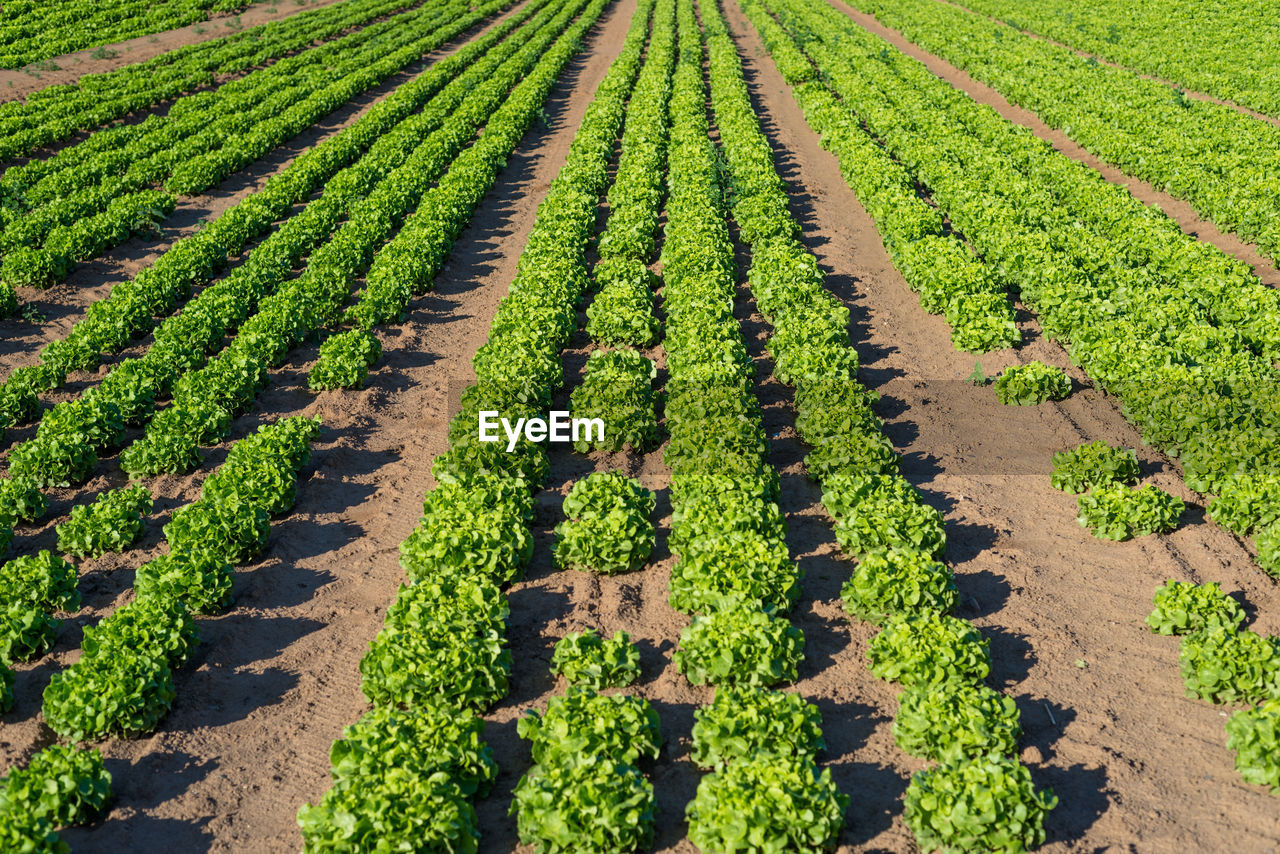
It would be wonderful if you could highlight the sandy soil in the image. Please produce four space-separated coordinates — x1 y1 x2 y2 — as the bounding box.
829 0 1280 293
0 0 352 102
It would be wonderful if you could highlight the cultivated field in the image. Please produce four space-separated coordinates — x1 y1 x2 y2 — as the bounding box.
1 0 1278 851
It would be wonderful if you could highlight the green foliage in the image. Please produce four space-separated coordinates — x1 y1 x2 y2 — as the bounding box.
55 484 152 559
0 476 48 522
993 361 1071 406
669 526 799 615
517 688 661 768
298 773 479 854
0 551 79 612
8 431 97 489
867 613 990 688
550 629 641 689
329 702 496 798
0 745 112 827
893 681 1022 762
511 755 655 854
0 604 59 663
674 605 805 687
164 499 270 565
359 576 510 710
1049 441 1140 494
1145 580 1245 636
1179 627 1280 704
1226 699 1280 793
0 662 11 713
904 755 1056 854
1208 473 1280 535
690 686 824 768
308 328 382 390
134 548 234 615
686 754 847 853
1077 483 1183 540
399 479 534 586
841 548 957 625
1259 523 1280 580
824 474 946 559
41 596 196 740
554 473 655 575
569 348 660 453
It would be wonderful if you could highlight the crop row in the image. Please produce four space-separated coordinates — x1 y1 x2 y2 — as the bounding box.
0 0 563 515
739 2 1016 353
297 0 650 847
746 0 1280 569
852 0 1280 262
0 0 245 69
0 0 494 294
0 0 527 438
0 0 421 162
1146 581 1280 794
949 0 1280 119
0 415 319 851
707 0 1059 848
658 3 850 849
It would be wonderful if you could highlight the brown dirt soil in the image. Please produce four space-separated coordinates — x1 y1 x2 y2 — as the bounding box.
0 0 351 102
0 1 532 369
829 0 1280 293
0 0 641 849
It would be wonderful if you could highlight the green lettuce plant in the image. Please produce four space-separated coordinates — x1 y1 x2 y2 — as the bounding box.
993 361 1071 405
674 604 804 687
841 548 957 625
893 680 1022 761
1077 483 1183 540
1226 699 1280 793
1049 441 1140 494
867 613 990 688
1145 580 1245 635
690 685 825 768
904 755 1056 854
686 754 847 853
550 629 641 689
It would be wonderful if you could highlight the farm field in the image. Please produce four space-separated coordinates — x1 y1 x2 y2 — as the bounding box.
1 0 1279 851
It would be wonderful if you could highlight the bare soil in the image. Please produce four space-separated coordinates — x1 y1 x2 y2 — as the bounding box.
0 0 351 102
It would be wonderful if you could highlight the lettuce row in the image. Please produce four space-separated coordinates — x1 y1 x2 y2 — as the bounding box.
850 0 1280 263
40 416 320 744
660 3 853 850
0 0 422 161
752 0 1280 573
718 0 1055 847
301 2 657 848
0 0 534 441
0 0 489 294
119 0 597 479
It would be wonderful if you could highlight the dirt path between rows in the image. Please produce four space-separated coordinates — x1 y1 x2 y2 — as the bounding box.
720 0 1280 849
0 0 352 102
0 0 533 371
823 0 1280 293
6 0 640 849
